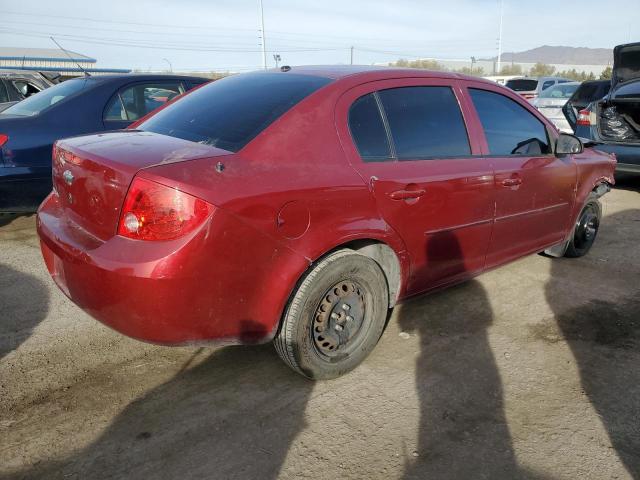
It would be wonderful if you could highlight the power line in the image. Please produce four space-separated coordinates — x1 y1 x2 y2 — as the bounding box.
0 27 348 53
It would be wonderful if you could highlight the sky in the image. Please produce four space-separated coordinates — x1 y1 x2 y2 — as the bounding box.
0 0 639 72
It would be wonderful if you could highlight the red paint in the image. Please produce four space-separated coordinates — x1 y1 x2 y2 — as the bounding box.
37 67 616 346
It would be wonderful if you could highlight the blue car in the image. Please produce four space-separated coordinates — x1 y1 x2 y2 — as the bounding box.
568 42 640 175
0 74 209 212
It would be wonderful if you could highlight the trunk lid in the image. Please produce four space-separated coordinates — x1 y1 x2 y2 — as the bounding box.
53 130 231 241
612 42 640 90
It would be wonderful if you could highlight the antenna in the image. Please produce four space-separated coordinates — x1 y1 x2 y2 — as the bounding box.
50 36 91 77
496 0 505 74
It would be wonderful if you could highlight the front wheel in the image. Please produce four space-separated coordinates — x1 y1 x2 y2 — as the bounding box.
565 194 602 258
274 249 389 380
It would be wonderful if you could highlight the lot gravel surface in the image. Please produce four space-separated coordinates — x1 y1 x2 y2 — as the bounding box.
1 179 639 479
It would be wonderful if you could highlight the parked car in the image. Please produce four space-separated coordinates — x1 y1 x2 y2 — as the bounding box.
571 42 640 174
0 70 54 112
533 81 581 132
562 80 612 132
0 74 209 212
37 66 616 380
506 76 572 102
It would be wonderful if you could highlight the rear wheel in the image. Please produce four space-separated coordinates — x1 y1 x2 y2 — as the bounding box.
274 250 389 380
565 194 602 258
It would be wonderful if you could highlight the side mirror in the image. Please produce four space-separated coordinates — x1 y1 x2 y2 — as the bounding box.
555 133 583 155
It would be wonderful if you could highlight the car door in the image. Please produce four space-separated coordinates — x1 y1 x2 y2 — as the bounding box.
103 81 185 130
464 82 576 267
336 78 495 295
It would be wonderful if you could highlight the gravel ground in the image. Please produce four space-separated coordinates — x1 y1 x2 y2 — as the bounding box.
1 179 639 480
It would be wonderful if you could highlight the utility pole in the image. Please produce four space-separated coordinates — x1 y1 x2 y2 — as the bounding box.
496 0 504 74
258 0 267 70
350 46 354 65
163 58 172 72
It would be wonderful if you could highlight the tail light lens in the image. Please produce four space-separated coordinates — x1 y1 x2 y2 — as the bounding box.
117 177 214 241
0 134 8 147
577 109 595 126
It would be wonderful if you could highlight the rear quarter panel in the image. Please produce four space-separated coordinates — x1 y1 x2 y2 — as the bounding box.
143 80 412 335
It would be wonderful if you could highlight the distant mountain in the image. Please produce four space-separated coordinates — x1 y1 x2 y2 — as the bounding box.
486 45 613 65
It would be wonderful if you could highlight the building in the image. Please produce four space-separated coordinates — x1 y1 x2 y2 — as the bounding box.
0 47 130 76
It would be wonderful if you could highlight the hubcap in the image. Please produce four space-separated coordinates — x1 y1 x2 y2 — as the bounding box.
313 281 366 357
574 205 599 250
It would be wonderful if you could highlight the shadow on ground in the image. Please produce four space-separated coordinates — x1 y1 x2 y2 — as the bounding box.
544 208 640 479
396 231 545 479
9 341 314 480
0 264 49 359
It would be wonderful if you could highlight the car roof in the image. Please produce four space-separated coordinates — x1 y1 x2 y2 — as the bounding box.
263 64 496 84
68 73 210 83
0 70 46 78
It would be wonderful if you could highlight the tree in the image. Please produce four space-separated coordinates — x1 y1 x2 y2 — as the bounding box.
600 66 613 80
456 66 486 77
390 59 445 71
498 64 523 76
529 62 556 77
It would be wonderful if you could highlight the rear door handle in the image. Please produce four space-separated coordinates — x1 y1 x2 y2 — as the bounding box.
389 189 426 200
501 177 522 187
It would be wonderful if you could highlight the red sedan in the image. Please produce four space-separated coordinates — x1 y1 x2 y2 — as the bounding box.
37 66 616 379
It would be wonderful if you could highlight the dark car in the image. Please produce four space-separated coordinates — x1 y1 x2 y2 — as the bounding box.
0 70 54 112
37 66 615 379
571 42 640 174
0 74 209 211
562 79 612 132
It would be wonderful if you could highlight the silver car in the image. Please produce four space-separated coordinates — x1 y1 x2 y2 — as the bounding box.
533 82 581 132
505 76 573 102
0 70 55 112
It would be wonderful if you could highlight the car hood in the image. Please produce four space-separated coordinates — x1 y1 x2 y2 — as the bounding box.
612 42 640 89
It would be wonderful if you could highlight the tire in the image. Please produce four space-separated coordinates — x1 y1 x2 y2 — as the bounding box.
565 193 602 258
274 249 389 380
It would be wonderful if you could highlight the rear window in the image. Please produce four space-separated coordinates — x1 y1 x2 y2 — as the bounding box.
506 79 538 92
1 78 90 117
138 72 332 152
540 83 579 99
573 82 611 104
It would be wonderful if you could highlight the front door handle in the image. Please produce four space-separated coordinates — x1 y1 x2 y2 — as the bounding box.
501 177 522 187
389 189 426 200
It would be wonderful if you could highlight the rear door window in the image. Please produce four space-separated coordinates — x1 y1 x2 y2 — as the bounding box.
469 88 551 156
12 80 41 98
104 82 184 122
139 72 332 152
348 93 392 161
377 86 470 159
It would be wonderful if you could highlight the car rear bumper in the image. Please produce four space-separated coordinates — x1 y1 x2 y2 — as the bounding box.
37 193 308 345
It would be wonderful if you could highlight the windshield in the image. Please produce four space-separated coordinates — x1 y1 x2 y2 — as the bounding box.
138 72 332 152
540 83 579 99
506 79 538 92
1 78 91 117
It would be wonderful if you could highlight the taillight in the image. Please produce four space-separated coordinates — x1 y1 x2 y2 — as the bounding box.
117 177 214 241
0 134 8 147
522 93 536 100
577 109 594 126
